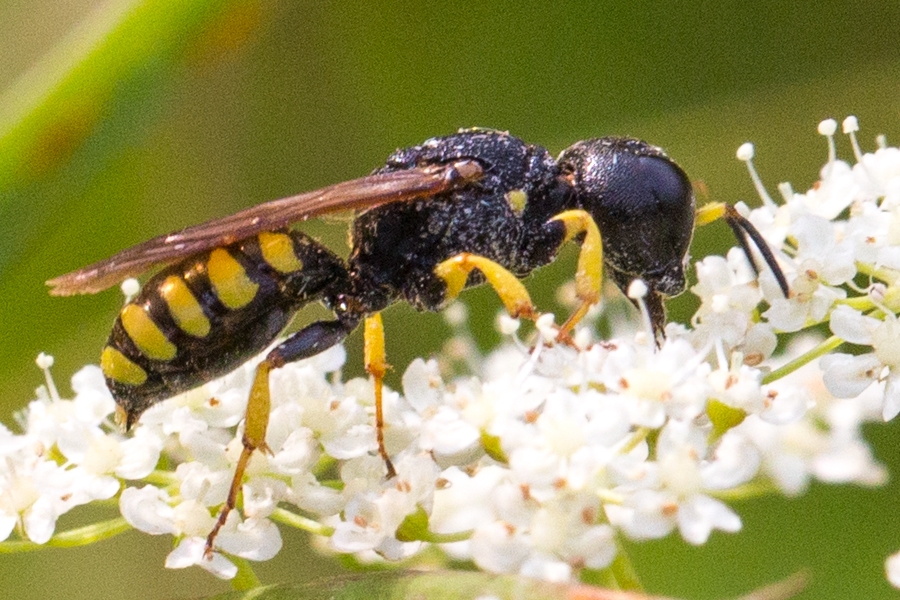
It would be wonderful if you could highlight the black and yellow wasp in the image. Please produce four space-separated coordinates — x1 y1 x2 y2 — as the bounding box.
48 129 786 554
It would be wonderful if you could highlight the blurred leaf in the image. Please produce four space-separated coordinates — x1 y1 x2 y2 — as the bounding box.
0 0 260 183
0 0 263 275
0 0 266 411
206 569 807 600
207 570 627 600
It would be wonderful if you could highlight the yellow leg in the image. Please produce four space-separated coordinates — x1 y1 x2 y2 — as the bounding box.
434 210 603 342
364 314 397 479
205 360 273 557
434 253 538 320
549 209 603 340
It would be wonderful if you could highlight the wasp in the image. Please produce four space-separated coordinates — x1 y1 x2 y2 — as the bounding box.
48 129 787 555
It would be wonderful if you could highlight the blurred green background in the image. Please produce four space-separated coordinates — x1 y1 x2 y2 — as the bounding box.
1 1 899 598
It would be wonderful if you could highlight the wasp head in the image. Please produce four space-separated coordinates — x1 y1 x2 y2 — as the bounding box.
558 137 696 333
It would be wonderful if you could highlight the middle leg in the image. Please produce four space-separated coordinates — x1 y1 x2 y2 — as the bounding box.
545 209 604 340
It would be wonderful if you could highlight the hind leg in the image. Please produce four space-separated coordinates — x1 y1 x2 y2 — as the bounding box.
363 313 396 478
204 319 355 556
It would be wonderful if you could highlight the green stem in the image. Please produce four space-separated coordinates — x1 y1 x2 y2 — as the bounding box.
620 427 650 455
583 538 643 591
711 478 781 501
418 529 474 544
0 517 131 553
762 335 843 384
270 508 334 537
229 555 262 590
856 261 899 285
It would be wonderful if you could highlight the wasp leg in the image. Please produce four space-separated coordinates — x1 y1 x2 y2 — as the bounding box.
434 253 538 320
364 314 396 478
204 319 354 557
695 202 789 297
547 209 603 341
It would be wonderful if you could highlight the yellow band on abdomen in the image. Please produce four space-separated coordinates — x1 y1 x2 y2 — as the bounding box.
121 304 177 360
208 248 259 309
101 346 148 386
159 275 211 337
259 232 303 274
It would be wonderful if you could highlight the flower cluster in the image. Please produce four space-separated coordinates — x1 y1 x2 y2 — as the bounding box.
2 117 900 588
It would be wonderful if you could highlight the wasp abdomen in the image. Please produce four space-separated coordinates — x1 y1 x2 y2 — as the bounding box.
101 230 346 427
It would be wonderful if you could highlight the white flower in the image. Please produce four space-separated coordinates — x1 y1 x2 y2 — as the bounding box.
854 145 900 201
823 305 900 419
429 465 507 559
791 159 858 220
764 215 852 333
120 486 178 535
329 453 439 560
120 483 282 575
691 251 763 348
601 337 712 426
887 550 900 588
166 537 237 579
610 420 747 544
470 520 531 574
739 340 886 495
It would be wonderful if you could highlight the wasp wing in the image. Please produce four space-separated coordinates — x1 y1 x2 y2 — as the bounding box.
47 160 483 295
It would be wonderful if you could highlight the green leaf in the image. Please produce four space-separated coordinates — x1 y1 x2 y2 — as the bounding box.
394 505 430 543
0 0 265 414
706 399 747 443
205 569 807 600
206 570 641 600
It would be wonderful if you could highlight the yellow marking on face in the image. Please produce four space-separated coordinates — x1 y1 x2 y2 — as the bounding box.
208 248 259 309
101 346 148 386
505 189 527 214
259 232 303 274
121 304 177 360
159 275 210 337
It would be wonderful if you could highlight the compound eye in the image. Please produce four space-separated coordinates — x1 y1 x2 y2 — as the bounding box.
560 137 693 212
562 138 695 221
632 153 694 216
